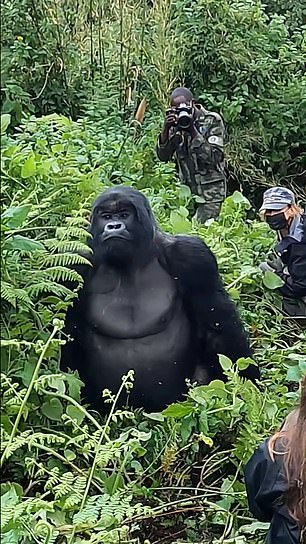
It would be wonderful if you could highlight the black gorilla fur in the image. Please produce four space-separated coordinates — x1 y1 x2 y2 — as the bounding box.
62 186 259 411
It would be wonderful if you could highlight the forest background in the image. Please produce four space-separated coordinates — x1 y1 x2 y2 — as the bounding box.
1 0 306 543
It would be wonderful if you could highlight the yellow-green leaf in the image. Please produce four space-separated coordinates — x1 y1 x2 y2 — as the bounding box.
21 154 37 179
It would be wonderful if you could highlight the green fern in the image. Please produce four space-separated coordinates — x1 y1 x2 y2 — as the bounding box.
1 431 32 457
43 253 90 267
44 238 91 254
56 226 88 240
27 281 72 298
1 281 32 307
27 266 83 284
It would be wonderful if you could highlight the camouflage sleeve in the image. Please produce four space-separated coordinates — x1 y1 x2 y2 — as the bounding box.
156 133 179 162
207 113 225 152
190 113 225 166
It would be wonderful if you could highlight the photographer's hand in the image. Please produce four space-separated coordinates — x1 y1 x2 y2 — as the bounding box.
160 112 177 144
188 118 201 139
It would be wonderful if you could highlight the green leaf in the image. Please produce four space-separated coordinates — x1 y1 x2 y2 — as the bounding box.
2 205 31 229
64 372 84 402
130 460 143 473
199 434 213 447
41 398 63 421
199 410 208 435
179 184 191 199
66 405 85 425
51 143 64 154
21 154 37 178
237 357 255 371
218 354 233 371
1 529 21 543
207 380 227 394
180 415 194 441
240 521 270 534
6 235 44 252
64 449 76 461
1 114 11 134
231 191 250 207
228 287 240 300
263 270 284 289
49 376 66 394
103 472 124 495
169 210 191 233
16 360 36 387
286 365 302 383
144 412 165 422
162 402 194 418
299 360 306 375
1 482 23 500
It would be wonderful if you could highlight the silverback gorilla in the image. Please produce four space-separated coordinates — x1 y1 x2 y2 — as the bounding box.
62 186 259 411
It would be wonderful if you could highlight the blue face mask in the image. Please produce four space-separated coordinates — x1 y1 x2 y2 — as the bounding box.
266 212 288 231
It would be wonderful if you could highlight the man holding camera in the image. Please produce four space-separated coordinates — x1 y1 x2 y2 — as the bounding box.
156 87 226 222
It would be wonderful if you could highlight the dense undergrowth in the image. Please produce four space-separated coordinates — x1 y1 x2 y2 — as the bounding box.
1 112 306 544
1 0 306 541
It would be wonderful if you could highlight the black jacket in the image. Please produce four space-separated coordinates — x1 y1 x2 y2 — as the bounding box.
277 214 306 299
244 440 300 544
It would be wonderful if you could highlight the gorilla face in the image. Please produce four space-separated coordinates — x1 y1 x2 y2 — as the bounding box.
90 186 157 267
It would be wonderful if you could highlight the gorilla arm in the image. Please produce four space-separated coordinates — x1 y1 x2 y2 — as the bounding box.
60 262 91 375
161 235 260 382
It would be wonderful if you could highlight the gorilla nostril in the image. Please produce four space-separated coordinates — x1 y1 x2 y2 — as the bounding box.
105 222 125 233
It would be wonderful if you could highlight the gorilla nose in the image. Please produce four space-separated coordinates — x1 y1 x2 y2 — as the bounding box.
104 221 125 233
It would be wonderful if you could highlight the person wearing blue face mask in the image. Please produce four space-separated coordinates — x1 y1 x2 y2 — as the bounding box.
259 187 306 318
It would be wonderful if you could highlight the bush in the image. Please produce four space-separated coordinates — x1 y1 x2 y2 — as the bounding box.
1 113 305 543
1 0 305 198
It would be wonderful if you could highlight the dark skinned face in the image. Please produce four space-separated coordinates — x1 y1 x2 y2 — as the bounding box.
90 197 142 267
170 95 202 122
94 201 136 242
170 95 193 108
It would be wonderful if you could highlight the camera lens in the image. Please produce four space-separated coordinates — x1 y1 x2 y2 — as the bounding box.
178 111 192 129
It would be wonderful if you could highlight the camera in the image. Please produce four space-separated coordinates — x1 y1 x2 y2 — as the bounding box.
166 103 194 130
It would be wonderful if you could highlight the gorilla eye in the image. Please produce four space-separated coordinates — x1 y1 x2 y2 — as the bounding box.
120 212 129 219
97 209 112 220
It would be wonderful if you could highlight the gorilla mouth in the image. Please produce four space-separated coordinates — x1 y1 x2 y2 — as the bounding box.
102 234 130 242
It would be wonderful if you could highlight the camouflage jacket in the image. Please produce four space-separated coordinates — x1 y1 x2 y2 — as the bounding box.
156 106 226 198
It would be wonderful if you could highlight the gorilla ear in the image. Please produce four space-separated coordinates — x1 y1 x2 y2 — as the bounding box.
89 207 97 233
132 194 157 236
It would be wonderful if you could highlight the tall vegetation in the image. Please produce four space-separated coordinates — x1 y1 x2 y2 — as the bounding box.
1 0 306 198
1 110 305 544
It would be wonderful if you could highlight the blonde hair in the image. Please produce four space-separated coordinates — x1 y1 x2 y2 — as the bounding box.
268 375 306 531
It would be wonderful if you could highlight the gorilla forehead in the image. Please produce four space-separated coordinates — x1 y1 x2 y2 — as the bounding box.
93 186 150 211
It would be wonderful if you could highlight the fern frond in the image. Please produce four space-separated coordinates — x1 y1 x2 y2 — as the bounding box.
28 266 83 284
53 472 75 499
43 253 91 268
44 467 61 490
28 433 66 447
27 281 72 298
65 215 90 227
63 476 87 509
56 226 88 240
73 495 102 526
1 281 32 307
44 238 91 255
1 430 32 457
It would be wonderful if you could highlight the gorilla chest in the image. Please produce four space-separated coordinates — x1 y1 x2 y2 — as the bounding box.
85 261 183 338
